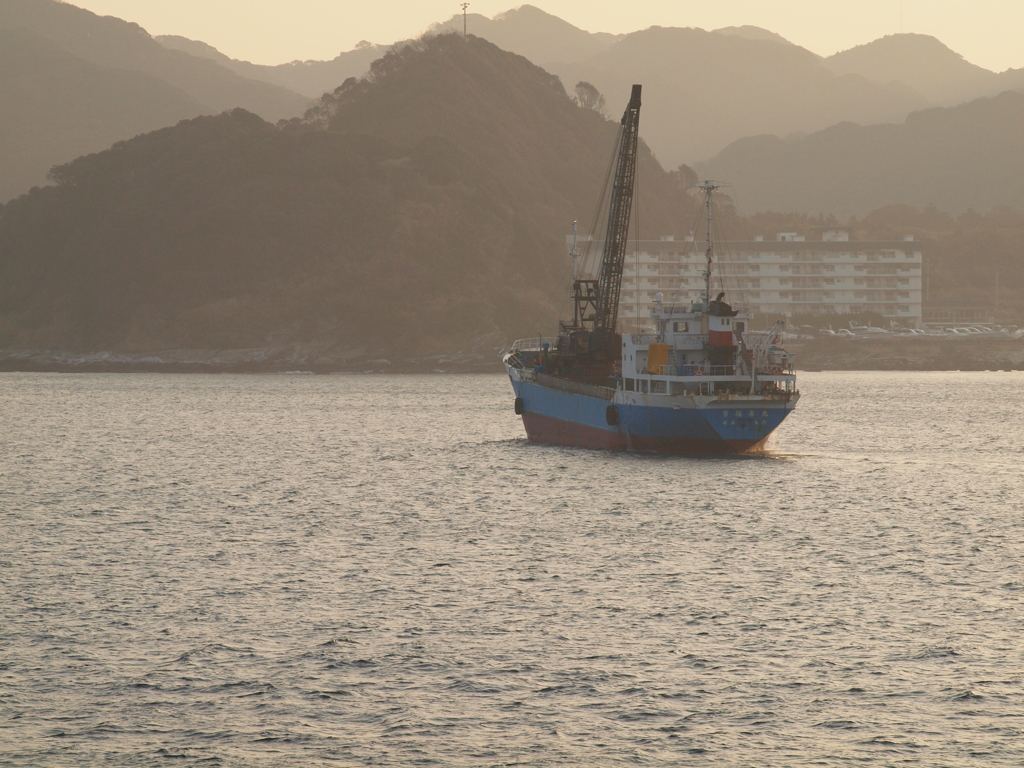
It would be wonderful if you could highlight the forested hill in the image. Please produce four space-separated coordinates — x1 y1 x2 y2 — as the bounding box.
301 35 671 219
0 34 691 365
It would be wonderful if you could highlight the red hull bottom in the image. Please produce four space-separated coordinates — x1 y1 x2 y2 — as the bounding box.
521 411 768 455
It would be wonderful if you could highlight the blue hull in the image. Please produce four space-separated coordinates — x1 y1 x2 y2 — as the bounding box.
510 377 795 454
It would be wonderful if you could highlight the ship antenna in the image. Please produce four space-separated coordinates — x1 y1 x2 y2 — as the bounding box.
570 220 579 282
690 180 729 310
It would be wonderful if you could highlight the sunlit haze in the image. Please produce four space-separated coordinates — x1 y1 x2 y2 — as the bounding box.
69 0 1024 72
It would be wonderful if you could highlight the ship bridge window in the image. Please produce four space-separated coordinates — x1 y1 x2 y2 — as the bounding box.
673 321 689 332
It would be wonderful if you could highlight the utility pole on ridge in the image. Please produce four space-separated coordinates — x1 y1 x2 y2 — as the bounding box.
461 3 469 38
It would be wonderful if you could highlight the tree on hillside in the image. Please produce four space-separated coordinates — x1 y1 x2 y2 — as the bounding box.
574 81 605 113
669 163 698 190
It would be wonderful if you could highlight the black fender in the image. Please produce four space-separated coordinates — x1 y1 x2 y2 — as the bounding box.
606 404 619 426
514 396 524 415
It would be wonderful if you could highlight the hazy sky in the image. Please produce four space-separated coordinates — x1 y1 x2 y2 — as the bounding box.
73 0 1024 72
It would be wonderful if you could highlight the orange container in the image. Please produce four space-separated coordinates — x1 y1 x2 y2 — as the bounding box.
647 342 669 374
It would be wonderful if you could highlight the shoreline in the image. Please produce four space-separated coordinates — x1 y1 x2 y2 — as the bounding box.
2 337 1023 374
0 347 504 374
788 337 1024 372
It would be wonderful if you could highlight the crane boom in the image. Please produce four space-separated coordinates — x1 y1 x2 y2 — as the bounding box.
555 85 643 376
594 84 642 335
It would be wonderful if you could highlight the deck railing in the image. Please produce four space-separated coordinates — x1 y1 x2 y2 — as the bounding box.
535 372 616 401
511 337 561 353
655 363 794 377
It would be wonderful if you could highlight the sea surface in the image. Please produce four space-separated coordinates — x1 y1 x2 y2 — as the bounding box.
2 371 1024 767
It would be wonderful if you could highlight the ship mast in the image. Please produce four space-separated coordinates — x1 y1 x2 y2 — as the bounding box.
694 180 728 308
570 220 579 281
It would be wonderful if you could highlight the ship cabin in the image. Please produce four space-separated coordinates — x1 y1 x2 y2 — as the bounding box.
619 300 796 397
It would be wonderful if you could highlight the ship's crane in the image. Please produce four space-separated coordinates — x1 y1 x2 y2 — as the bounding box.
561 84 642 365
594 83 642 337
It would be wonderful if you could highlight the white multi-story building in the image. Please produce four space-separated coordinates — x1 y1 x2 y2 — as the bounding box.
572 229 923 330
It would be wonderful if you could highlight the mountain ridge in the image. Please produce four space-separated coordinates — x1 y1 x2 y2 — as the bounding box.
151 6 1024 168
551 25 929 164
823 33 1024 105
0 0 309 118
0 0 311 201
153 7 950 165
694 91 1024 217
0 27 207 201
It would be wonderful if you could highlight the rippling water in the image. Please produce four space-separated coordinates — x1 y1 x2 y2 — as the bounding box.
3 371 1024 766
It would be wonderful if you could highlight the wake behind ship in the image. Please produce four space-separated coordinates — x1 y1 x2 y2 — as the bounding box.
503 85 799 454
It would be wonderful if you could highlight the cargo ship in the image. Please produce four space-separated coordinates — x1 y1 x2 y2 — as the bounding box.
503 85 799 454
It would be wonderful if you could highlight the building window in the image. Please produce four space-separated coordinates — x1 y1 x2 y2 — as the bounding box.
673 321 689 332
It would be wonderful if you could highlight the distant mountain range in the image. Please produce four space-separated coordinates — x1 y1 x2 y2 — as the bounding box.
822 34 1024 106
155 5 1024 171
550 26 928 167
155 5 621 99
696 91 1024 217
0 28 205 203
4 0 1024 215
0 35 690 360
0 0 310 201
154 35 391 101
